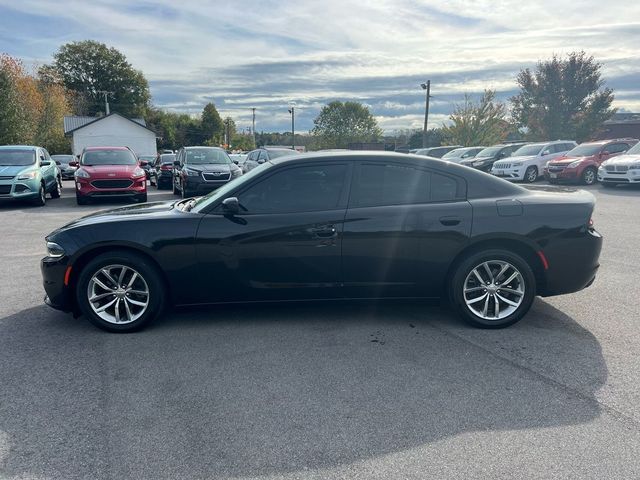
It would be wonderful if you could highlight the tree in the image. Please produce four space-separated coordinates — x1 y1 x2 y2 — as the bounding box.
0 55 24 144
47 40 150 117
510 51 615 142
35 82 72 153
311 101 383 149
441 90 509 146
201 103 224 145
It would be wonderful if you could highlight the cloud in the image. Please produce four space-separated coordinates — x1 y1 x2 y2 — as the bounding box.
0 0 638 133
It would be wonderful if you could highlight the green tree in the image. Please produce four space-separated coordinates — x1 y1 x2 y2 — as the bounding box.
0 58 23 144
311 101 383 149
441 90 509 146
47 40 150 117
201 103 224 145
510 51 615 142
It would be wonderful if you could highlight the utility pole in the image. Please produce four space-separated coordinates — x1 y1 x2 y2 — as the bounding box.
251 107 256 147
288 105 295 151
96 90 113 115
420 81 432 148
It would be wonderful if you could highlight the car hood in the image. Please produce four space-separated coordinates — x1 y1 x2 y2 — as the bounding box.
81 164 139 177
603 154 640 165
51 201 181 235
461 156 493 165
0 165 36 177
548 155 589 165
184 163 232 173
500 155 536 163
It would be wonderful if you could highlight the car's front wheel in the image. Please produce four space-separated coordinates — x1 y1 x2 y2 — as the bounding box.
450 249 536 328
524 166 538 183
76 251 165 332
582 167 597 185
32 183 46 206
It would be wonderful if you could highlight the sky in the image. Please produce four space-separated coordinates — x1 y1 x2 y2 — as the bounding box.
0 0 638 134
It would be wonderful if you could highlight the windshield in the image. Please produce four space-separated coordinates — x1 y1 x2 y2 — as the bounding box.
476 146 502 157
0 149 36 166
626 142 640 155
186 148 231 165
267 149 297 159
443 147 476 159
191 161 273 213
51 155 74 164
513 144 544 156
160 154 176 163
138 155 157 161
81 150 137 166
566 144 602 157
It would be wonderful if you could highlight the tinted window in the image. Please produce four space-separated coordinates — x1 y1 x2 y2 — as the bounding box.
185 148 230 165
160 154 176 164
350 163 463 208
238 164 347 213
258 150 268 161
605 143 628 154
267 149 297 159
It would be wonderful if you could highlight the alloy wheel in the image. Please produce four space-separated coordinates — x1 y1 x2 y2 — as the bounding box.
463 260 525 320
583 169 596 185
526 167 538 182
87 264 150 325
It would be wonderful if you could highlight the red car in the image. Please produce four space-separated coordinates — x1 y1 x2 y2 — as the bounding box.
71 146 148 205
544 138 638 185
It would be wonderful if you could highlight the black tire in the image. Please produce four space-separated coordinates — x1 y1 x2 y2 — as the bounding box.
548 178 558 185
136 193 148 203
581 167 597 185
524 166 538 183
76 194 88 205
32 183 46 206
449 249 536 329
75 250 165 332
50 177 62 198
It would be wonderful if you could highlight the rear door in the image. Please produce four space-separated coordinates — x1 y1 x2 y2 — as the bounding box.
341 160 472 299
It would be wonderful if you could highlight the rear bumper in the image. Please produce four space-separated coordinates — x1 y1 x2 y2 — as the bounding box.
540 228 603 297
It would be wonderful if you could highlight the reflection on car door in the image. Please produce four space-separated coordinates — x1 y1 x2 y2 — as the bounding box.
194 162 352 303
342 160 472 299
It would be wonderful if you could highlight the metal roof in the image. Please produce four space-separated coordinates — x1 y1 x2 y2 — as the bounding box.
63 114 147 135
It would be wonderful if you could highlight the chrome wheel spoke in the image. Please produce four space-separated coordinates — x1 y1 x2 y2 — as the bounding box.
500 271 519 287
482 262 494 282
87 264 149 325
482 295 490 316
466 292 488 304
498 287 523 296
464 286 485 294
472 269 485 284
496 293 520 307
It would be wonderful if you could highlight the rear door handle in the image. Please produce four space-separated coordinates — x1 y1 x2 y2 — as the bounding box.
439 216 461 226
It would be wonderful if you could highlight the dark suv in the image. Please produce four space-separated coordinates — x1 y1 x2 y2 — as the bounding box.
172 146 242 198
460 143 526 172
242 148 298 173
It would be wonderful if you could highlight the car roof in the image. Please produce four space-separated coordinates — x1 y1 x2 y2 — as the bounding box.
84 146 130 151
184 146 225 150
582 138 638 145
0 145 39 150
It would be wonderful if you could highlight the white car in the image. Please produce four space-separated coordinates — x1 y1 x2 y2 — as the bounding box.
598 142 640 187
440 146 486 164
491 141 577 183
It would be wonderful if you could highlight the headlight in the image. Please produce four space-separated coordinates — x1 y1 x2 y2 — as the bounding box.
567 160 582 168
46 241 65 258
511 162 522 167
17 170 37 180
472 160 484 167
231 168 242 178
133 167 146 177
184 168 200 176
74 168 90 179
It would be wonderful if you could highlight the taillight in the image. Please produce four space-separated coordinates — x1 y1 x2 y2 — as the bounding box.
161 165 172 171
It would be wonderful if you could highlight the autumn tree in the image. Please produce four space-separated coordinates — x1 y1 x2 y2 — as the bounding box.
311 101 383 149
46 40 150 117
510 51 615 142
442 90 509 146
201 103 224 145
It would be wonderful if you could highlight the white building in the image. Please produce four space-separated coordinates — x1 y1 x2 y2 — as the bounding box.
64 113 157 156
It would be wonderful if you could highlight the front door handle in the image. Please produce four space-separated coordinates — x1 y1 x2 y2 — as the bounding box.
309 225 337 238
439 216 461 226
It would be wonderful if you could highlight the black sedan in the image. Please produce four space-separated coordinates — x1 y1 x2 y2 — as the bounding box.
41 152 602 332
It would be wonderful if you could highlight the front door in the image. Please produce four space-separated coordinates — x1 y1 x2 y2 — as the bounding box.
194 162 351 303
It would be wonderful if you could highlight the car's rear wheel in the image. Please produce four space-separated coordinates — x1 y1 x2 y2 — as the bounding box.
76 251 165 332
50 177 62 198
582 167 597 185
524 166 538 183
450 249 536 328
32 183 46 206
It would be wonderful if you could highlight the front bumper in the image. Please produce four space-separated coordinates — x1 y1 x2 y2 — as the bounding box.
491 168 525 181
75 177 147 198
544 166 580 182
184 177 233 194
41 256 73 312
598 169 640 184
0 178 41 200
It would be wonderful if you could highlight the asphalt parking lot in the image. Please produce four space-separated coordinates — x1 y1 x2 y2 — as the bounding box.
1 180 640 479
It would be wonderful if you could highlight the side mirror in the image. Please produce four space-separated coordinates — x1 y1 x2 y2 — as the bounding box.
55 160 62 166
601 151 610 157
221 197 240 215
257 158 265 164
232 159 239 165
69 160 79 167
39 160 51 167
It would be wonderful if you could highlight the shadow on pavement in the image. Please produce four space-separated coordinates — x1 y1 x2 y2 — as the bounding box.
0 300 607 479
